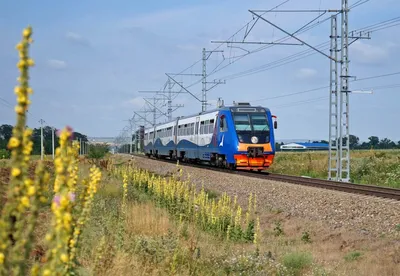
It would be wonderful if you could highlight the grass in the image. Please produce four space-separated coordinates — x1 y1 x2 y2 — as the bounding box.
344 251 362 262
269 149 400 188
282 252 313 276
74 170 289 275
2 155 400 275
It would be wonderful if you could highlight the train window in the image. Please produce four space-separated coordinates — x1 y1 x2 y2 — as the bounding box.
220 117 228 132
234 114 251 131
208 120 213 133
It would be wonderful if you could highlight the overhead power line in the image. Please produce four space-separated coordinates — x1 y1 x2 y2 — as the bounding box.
215 16 400 82
183 0 374 94
0 97 14 109
248 70 400 103
270 82 400 109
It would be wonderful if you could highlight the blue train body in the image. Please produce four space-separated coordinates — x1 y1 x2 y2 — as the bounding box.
144 102 277 170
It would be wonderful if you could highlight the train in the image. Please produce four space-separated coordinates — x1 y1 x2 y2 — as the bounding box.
143 102 277 171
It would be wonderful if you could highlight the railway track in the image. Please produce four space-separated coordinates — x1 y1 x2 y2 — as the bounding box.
128 153 400 201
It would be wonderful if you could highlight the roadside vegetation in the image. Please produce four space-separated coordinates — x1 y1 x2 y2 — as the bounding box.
269 150 400 188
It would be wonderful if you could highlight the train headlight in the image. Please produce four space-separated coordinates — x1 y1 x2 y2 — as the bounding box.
238 134 244 142
251 136 258 144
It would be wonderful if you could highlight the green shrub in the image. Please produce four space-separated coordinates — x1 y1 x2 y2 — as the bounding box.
344 251 362 262
0 149 10 159
282 252 313 276
88 144 110 159
273 221 284 236
301 231 311 243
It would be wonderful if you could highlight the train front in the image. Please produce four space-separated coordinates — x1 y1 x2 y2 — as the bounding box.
230 105 276 170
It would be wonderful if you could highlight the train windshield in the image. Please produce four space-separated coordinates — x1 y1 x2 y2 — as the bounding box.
233 113 269 132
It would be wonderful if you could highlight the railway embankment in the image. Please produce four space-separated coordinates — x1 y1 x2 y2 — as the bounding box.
128 155 400 274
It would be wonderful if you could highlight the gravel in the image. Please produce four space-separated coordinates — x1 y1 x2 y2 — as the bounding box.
130 156 400 238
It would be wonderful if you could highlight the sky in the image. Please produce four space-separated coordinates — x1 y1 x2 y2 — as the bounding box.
1 0 400 142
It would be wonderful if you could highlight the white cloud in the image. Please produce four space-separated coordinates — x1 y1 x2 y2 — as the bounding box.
123 97 145 108
47 59 67 70
65 32 91 46
351 41 388 65
296 68 317 79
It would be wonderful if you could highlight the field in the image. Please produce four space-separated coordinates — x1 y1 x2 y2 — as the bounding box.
269 150 400 188
3 154 400 275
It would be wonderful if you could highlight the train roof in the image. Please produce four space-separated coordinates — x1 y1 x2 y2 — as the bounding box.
145 102 271 130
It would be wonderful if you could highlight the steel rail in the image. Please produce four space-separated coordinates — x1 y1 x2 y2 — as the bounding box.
127 154 400 201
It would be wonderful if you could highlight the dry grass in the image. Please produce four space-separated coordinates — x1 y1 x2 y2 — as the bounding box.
255 211 400 276
125 202 172 237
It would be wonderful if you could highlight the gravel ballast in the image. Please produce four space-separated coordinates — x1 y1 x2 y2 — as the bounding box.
129 156 400 238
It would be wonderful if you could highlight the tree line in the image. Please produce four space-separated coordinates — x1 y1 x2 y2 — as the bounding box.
276 135 400 151
0 124 88 157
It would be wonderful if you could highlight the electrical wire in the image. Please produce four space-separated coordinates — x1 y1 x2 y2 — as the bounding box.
0 97 14 109
186 0 374 91
269 82 400 109
248 70 400 103
128 0 397 130
216 15 400 82
133 0 374 116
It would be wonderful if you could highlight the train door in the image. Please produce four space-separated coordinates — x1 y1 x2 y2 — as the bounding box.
173 118 179 157
195 116 200 158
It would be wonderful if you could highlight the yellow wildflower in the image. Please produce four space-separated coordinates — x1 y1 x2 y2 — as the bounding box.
17 60 26 69
27 186 35 196
7 137 20 148
0 252 4 264
15 105 24 114
14 86 22 94
31 264 39 276
43 269 51 276
24 178 33 187
21 196 30 207
23 28 32 37
11 167 21 177
17 95 27 104
15 42 23 51
60 253 69 263
24 128 33 137
27 58 35 67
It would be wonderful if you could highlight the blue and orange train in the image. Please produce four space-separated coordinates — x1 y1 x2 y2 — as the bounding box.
144 102 277 171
